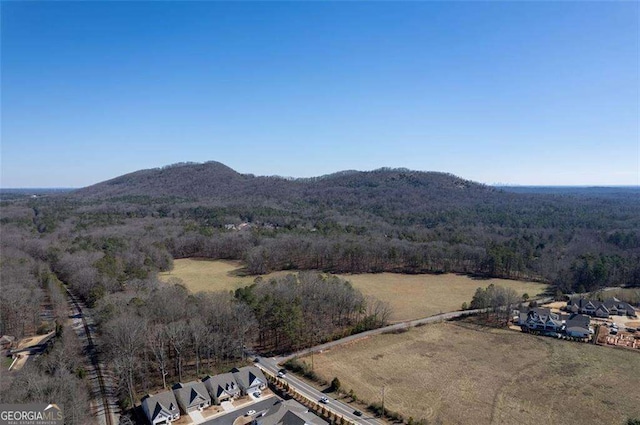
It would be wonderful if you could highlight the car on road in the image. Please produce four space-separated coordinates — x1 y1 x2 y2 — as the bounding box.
353 410 363 416
253 391 261 398
246 410 256 416
277 371 286 377
278 368 287 374
319 397 329 404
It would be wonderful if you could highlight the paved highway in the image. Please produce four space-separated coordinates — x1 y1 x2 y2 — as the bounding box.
256 357 383 424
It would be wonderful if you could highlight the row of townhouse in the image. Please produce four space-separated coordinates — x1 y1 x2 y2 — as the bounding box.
566 297 638 318
141 365 268 425
519 308 592 338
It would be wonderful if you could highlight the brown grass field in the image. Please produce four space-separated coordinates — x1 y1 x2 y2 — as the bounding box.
160 259 548 321
303 322 640 425
158 258 292 293
340 273 547 322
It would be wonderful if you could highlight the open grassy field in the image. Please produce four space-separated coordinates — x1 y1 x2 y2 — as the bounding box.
341 273 547 321
304 322 640 425
158 258 292 293
159 259 548 320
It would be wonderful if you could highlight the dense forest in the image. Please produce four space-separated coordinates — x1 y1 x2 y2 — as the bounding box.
2 162 639 309
1 161 639 418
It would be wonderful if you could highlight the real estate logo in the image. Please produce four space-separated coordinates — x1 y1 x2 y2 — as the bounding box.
0 404 63 425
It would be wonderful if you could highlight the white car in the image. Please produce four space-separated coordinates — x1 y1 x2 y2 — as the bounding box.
319 397 329 404
246 410 256 416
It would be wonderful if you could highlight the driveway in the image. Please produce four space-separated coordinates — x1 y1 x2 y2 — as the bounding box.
189 410 206 423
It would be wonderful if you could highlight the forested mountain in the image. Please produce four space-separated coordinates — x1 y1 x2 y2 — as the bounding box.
74 161 497 207
2 161 640 318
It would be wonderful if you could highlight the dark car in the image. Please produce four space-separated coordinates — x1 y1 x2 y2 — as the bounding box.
278 368 287 374
353 410 363 417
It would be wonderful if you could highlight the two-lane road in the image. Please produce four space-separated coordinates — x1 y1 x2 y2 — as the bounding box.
256 357 383 424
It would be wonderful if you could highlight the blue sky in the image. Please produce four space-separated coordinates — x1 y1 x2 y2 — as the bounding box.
1 1 638 187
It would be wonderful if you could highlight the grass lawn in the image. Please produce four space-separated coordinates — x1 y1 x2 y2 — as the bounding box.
303 322 640 425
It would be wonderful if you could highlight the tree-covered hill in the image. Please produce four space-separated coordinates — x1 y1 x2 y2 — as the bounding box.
2 161 639 318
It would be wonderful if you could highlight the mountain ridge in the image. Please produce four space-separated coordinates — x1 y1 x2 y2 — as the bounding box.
72 161 496 202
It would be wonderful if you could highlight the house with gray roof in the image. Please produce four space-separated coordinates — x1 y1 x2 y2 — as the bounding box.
253 400 326 425
519 308 564 333
567 297 637 318
563 314 591 338
172 381 211 413
141 391 180 425
519 308 592 339
603 298 638 317
231 366 267 395
202 372 241 404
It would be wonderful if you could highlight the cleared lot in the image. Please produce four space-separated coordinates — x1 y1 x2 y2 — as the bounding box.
160 259 547 321
304 322 640 425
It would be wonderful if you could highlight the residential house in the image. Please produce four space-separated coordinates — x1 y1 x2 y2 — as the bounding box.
253 400 327 425
203 372 241 405
231 366 268 396
567 297 637 318
519 308 564 333
563 314 591 338
141 391 180 425
172 381 211 413
603 298 638 317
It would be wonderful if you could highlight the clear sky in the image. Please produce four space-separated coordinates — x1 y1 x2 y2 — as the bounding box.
1 1 638 188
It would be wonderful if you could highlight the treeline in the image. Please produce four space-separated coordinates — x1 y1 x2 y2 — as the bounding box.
235 273 391 352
